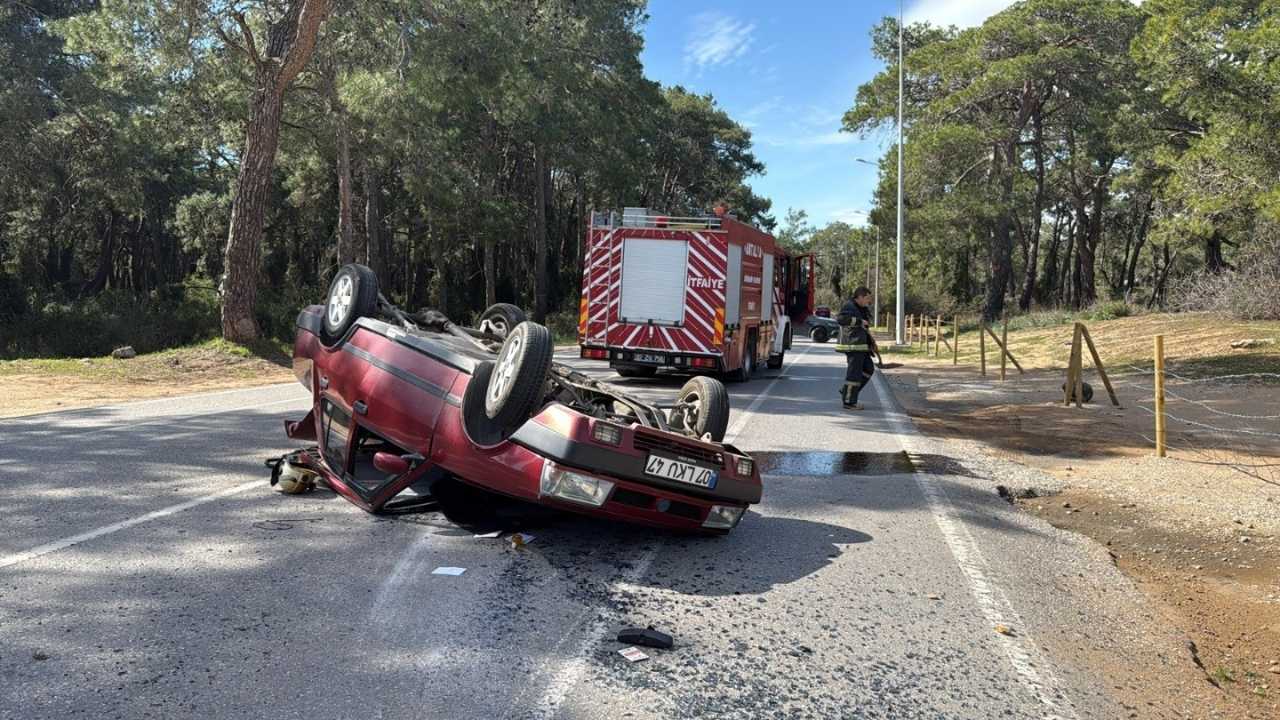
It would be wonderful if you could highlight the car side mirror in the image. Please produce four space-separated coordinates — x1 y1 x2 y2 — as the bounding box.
373 451 410 475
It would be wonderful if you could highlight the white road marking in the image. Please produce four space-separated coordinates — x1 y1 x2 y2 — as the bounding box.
871 371 1077 720
528 342 814 719
44 397 304 440
5 382 301 424
1 396 307 569
0 480 261 570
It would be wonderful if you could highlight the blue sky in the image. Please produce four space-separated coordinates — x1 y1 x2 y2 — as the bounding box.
638 0 1021 228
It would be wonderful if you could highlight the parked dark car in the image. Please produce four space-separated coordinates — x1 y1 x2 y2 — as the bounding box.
804 313 839 343
275 264 761 534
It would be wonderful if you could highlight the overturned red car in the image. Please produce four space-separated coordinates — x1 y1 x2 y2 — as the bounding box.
275 264 761 533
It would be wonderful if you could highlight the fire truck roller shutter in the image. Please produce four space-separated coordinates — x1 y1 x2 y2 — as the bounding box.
725 243 742 325
619 237 688 325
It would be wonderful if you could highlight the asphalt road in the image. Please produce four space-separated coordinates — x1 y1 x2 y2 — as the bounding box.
1 339 1139 719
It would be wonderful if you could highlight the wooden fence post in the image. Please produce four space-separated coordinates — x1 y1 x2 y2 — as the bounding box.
1000 316 1008 381
934 315 942 358
952 316 959 365
1155 334 1166 457
979 319 987 376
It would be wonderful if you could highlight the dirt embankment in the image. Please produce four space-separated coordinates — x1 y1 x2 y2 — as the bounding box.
879 313 1280 719
0 340 294 418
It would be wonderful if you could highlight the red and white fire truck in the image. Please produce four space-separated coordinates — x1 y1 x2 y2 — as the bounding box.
578 208 814 381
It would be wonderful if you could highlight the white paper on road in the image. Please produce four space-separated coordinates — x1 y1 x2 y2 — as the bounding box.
431 566 467 576
618 647 648 663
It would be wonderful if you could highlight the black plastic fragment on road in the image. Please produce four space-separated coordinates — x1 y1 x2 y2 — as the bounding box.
617 626 674 650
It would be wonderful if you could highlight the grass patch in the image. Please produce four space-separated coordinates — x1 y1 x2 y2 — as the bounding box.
0 337 290 380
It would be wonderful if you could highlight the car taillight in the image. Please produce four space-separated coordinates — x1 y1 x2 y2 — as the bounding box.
735 457 755 477
581 347 607 360
592 421 622 446
691 357 716 369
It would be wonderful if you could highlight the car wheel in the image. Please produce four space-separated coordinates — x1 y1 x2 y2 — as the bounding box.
783 323 793 351
462 361 508 446
810 325 830 344
321 264 379 348
729 340 755 382
766 352 784 370
616 365 658 379
674 376 730 442
478 303 527 340
485 321 554 427
1062 381 1095 404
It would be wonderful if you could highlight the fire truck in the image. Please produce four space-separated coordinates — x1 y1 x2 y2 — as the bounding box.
578 208 814 381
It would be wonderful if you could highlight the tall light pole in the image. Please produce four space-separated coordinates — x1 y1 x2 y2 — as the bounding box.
895 0 906 345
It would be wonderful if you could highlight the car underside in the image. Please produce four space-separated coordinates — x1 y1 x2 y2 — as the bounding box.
274 264 761 534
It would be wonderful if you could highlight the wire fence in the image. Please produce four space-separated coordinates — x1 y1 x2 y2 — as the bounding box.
1121 361 1280 485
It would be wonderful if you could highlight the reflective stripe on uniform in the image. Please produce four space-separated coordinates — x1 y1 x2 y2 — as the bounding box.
835 344 869 352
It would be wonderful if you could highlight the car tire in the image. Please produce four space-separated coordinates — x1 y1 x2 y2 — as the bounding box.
675 376 730 442
766 352 784 370
478 303 527 340
810 325 830 344
485 321 554 427
321 264 379 347
1062 381 1095 404
616 365 658 379
783 323 793 351
462 361 508 446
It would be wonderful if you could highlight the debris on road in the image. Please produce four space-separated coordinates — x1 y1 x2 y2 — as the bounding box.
994 624 1014 636
509 532 536 548
473 530 503 538
618 647 649 663
431 566 467 576
617 626 674 650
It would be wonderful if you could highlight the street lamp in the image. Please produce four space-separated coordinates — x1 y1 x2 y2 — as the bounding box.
895 0 906 346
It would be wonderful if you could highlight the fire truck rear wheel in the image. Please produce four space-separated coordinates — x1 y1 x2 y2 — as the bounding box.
729 339 756 382
766 352 784 370
783 323 793 350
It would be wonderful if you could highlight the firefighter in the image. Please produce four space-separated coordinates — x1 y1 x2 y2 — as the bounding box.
835 287 877 410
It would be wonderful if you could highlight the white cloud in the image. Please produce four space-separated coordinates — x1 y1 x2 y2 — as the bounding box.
906 0 1143 28
758 131 857 149
905 0 1018 28
684 12 756 69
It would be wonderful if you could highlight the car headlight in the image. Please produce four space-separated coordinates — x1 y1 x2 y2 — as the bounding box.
702 504 746 530
540 461 615 507
735 457 755 477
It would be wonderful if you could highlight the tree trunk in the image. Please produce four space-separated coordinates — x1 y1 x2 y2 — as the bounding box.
1019 112 1046 311
221 0 333 342
1124 197 1153 293
532 148 549 322
364 164 384 278
984 142 1015 321
82 211 117 297
336 107 355 265
1205 232 1227 273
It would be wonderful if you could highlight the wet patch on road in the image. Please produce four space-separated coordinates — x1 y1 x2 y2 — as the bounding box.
752 451 977 478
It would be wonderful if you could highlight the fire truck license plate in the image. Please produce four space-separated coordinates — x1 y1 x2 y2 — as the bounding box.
644 454 717 489
634 353 663 364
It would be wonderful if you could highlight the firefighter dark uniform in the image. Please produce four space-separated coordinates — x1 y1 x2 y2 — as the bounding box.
835 299 875 407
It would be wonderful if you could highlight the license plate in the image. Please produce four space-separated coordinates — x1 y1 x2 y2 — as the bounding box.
634 353 663 364
644 454 717 489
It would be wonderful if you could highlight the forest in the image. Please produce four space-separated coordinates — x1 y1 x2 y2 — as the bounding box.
1 0 1278 358
0 0 770 356
831 0 1280 322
